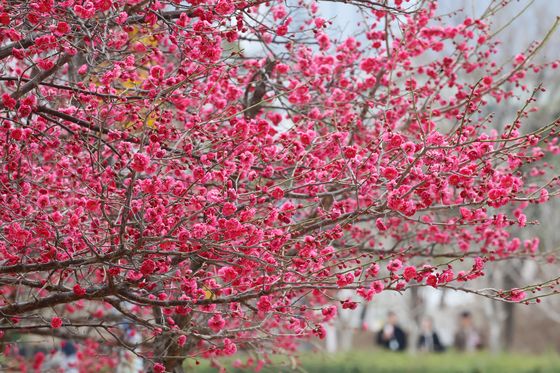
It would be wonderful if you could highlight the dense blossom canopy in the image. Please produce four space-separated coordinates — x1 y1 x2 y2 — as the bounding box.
0 0 559 371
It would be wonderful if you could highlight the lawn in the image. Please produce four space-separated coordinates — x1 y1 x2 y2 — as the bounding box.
185 350 560 372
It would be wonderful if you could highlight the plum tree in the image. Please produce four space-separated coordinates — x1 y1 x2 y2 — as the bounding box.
0 0 559 371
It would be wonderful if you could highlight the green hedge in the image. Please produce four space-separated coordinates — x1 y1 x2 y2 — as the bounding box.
185 351 560 373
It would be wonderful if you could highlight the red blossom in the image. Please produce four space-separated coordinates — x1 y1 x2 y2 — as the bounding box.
36 58 55 70
2 94 16 109
313 325 327 339
140 259 157 275
322 305 337 321
73 284 86 296
51 317 63 329
0 12 10 25
343 146 357 159
55 22 70 35
270 187 284 200
341 300 357 310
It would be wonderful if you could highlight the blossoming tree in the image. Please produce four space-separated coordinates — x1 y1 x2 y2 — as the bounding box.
0 0 559 371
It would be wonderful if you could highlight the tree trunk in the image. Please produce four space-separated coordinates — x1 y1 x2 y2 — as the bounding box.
502 272 517 351
150 308 193 373
408 285 424 353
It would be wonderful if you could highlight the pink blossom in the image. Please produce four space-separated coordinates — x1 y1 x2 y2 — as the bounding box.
78 64 88 75
131 153 150 173
375 218 387 232
270 187 284 200
223 338 237 355
222 202 236 216
215 0 235 15
371 281 384 293
382 167 398 180
257 296 273 312
508 289 526 302
402 266 417 282
386 259 402 272
208 314 226 332
514 54 526 65
357 287 374 301
177 335 187 347
367 263 380 277
322 305 337 321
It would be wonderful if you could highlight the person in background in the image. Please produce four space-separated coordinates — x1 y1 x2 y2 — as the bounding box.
454 311 483 352
60 340 78 372
376 311 407 351
41 340 78 372
417 316 445 353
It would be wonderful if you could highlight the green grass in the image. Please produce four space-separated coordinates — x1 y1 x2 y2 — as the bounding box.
185 350 560 373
